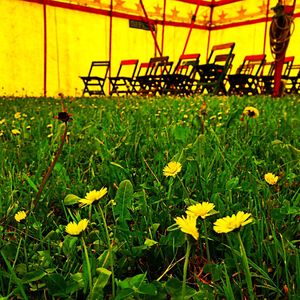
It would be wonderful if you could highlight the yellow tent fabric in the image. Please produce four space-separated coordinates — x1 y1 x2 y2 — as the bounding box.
0 0 299 97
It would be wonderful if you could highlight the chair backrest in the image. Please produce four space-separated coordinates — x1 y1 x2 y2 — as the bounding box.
88 61 110 78
148 56 169 75
174 53 200 76
135 62 155 77
115 59 139 78
207 42 235 65
236 54 266 76
264 56 294 77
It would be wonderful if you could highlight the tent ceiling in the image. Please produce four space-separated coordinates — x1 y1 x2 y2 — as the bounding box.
176 0 242 7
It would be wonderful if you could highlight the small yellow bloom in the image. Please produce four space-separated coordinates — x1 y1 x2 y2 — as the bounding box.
26 125 31 130
186 202 215 219
174 215 199 240
79 187 108 207
65 219 88 235
47 133 53 138
213 211 253 234
242 106 259 118
163 161 182 177
47 124 53 129
11 129 21 135
14 112 22 119
0 130 4 136
0 118 6 125
15 211 27 222
264 173 279 185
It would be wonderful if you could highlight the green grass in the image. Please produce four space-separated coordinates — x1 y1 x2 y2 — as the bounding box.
0 95 299 299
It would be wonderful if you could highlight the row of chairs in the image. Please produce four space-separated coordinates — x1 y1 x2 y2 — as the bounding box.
80 43 300 97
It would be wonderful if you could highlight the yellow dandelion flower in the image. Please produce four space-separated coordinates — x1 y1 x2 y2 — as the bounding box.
0 118 6 125
15 211 27 222
11 129 21 135
47 133 53 138
65 219 88 235
242 106 259 118
264 173 279 185
163 161 182 177
0 130 4 136
26 125 31 130
79 187 108 207
46 124 53 129
14 112 22 119
213 211 253 234
186 202 215 219
174 215 199 240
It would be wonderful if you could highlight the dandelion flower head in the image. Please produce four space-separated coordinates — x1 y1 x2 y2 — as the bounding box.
163 161 182 177
65 219 88 235
242 106 259 118
174 215 199 240
186 202 215 219
15 211 27 222
79 187 108 207
213 211 253 234
11 129 21 135
14 112 22 119
264 173 279 185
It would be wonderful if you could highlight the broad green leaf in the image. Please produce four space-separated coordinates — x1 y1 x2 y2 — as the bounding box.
23 173 38 193
87 268 111 300
64 194 81 206
43 274 67 296
113 180 134 223
22 269 46 283
144 238 158 247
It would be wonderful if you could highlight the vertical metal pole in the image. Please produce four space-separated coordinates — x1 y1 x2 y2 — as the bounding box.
263 0 271 55
109 0 113 94
182 3 200 55
43 0 47 97
140 0 162 57
206 4 214 61
161 0 166 56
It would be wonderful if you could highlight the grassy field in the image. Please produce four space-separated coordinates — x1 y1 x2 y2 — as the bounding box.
0 95 299 299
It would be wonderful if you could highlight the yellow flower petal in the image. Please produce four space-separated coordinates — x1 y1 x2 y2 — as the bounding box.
264 173 279 185
65 219 89 235
15 211 27 222
163 161 182 177
186 202 215 219
175 215 199 240
242 106 259 118
79 187 108 207
213 211 253 234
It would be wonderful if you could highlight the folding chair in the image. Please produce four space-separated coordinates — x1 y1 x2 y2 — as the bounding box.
193 42 235 95
260 56 294 95
162 53 200 96
135 56 170 96
109 59 139 96
227 54 266 96
80 61 110 96
282 61 300 94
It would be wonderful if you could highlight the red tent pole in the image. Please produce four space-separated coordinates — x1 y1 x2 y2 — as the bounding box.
109 0 113 94
263 0 271 55
161 0 166 56
181 3 200 55
43 0 47 97
272 2 295 97
206 3 214 61
140 0 162 57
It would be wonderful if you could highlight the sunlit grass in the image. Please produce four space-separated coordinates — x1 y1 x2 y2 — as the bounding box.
0 95 299 299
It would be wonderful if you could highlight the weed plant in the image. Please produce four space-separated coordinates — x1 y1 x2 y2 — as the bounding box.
0 95 299 299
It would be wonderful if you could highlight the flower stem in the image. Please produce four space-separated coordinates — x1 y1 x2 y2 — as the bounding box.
203 220 211 262
98 204 115 298
33 123 68 210
237 231 254 300
182 238 192 300
81 237 93 293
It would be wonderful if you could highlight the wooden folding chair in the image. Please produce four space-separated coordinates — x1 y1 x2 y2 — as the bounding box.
80 61 110 96
134 56 171 96
109 59 139 96
193 43 235 95
162 53 200 95
228 54 266 96
260 56 294 95
130 62 155 95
